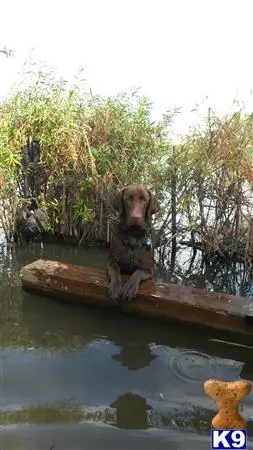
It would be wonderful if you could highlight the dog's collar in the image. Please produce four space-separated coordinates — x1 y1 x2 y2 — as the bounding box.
120 228 153 249
143 237 152 248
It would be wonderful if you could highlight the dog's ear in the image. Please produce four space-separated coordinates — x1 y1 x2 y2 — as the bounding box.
147 189 159 216
112 189 124 214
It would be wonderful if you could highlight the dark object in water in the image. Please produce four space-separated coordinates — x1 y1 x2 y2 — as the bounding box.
14 199 48 245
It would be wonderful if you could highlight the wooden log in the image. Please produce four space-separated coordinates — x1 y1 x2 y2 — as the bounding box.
21 259 253 339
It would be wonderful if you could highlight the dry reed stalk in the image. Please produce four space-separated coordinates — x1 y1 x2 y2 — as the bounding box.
245 217 253 267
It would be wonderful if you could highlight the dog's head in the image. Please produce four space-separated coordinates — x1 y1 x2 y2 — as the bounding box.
113 184 159 228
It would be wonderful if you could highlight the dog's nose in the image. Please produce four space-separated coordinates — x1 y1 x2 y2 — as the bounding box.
131 213 142 222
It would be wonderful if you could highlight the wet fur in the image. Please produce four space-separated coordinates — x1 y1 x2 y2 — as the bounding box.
107 184 159 304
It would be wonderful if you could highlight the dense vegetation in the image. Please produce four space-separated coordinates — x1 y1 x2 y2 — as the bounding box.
0 63 253 264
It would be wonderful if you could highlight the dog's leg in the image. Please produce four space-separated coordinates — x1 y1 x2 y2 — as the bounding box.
106 259 122 305
120 269 152 302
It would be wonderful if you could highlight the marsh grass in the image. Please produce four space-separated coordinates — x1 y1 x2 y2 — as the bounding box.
1 61 253 262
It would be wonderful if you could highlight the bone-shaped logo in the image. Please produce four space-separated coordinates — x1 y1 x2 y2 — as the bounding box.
204 379 252 429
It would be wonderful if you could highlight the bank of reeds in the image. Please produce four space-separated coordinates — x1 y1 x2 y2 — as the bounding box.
1 63 253 262
177 108 253 263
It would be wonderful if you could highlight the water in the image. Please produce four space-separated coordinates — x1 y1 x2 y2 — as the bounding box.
1 242 253 450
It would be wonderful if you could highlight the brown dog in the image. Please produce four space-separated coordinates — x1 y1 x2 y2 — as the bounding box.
107 184 159 304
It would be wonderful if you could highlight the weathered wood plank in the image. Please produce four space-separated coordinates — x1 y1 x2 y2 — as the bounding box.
20 259 253 337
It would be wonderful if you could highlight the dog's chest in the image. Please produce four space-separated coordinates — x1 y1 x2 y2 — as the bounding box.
116 236 152 273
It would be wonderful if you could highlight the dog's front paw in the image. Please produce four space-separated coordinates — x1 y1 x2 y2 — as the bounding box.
120 280 139 302
108 280 122 305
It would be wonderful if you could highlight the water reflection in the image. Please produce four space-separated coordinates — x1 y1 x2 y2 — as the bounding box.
156 245 253 296
112 343 157 371
110 393 152 429
4 424 248 450
1 240 253 449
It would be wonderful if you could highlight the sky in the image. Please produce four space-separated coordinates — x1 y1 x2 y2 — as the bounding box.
1 0 253 141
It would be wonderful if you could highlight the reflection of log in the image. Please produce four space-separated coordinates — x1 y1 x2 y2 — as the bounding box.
21 259 253 339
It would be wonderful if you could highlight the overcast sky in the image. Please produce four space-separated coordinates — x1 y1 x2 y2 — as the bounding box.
1 0 253 139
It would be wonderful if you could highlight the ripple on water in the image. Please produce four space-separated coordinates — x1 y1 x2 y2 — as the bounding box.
156 346 221 385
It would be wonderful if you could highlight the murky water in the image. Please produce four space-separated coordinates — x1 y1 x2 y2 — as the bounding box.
1 241 253 449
